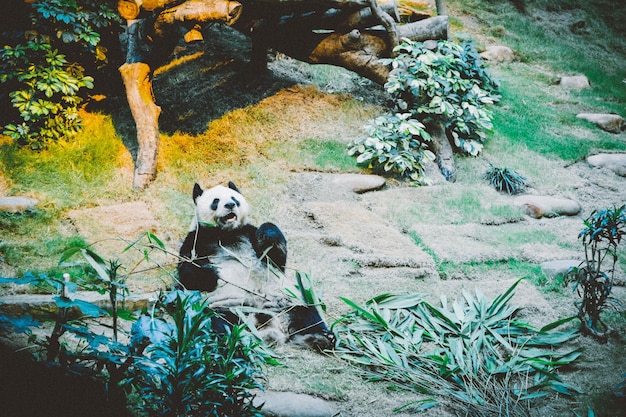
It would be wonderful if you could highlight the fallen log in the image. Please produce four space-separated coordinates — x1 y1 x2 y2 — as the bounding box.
117 0 448 188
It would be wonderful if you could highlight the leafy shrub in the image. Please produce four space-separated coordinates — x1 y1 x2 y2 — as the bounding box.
384 38 500 156
349 37 500 182
348 113 434 182
127 292 268 417
484 163 529 194
0 234 271 416
566 205 626 342
0 0 117 149
335 279 581 416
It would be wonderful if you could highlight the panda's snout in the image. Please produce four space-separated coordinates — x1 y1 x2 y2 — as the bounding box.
224 201 236 210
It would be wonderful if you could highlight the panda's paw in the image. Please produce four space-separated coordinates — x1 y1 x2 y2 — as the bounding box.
256 222 287 270
291 331 336 352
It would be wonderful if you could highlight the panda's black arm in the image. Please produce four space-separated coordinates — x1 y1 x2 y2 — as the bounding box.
176 230 220 292
253 222 288 271
177 262 219 292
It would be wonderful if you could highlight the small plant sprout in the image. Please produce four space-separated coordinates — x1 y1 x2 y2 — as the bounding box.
484 164 529 194
566 205 626 342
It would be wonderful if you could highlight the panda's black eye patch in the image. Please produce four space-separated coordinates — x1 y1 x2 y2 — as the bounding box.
211 198 219 211
232 197 240 207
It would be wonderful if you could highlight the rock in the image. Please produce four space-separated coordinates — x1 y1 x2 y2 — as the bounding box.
513 195 581 218
0 196 38 213
253 391 338 417
305 201 434 269
576 113 625 133
480 45 515 63
331 174 385 194
559 75 590 90
587 153 626 176
540 259 581 279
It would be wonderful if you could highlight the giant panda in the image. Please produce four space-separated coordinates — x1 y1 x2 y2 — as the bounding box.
177 181 333 350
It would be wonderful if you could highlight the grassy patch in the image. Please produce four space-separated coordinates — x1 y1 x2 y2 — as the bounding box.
0 113 134 210
438 258 544 282
296 138 360 172
0 235 88 279
488 67 626 161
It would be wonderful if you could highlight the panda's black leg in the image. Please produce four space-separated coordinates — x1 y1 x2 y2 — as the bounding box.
255 222 287 271
177 262 219 292
287 305 335 351
210 308 240 333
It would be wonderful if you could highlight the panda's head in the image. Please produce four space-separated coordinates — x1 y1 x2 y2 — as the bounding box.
191 181 250 231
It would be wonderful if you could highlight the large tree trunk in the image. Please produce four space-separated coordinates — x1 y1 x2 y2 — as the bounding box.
117 0 448 188
118 0 242 188
429 122 456 182
119 62 161 189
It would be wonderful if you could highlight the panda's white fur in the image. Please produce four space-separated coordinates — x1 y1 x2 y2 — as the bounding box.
190 184 250 232
189 184 285 308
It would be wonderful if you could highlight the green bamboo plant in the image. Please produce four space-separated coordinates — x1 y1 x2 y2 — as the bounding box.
334 279 581 416
566 205 626 342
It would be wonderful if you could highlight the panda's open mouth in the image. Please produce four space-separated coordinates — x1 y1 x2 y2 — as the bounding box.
220 213 237 224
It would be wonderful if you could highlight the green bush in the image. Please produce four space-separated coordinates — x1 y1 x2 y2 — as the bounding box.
0 235 272 417
350 38 500 182
348 113 434 182
0 0 117 149
566 205 626 342
335 279 581 416
484 163 529 194
128 292 268 417
384 38 500 156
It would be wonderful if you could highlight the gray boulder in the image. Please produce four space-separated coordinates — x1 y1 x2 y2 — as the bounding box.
576 113 624 133
253 391 338 417
559 75 590 90
540 259 581 279
587 153 626 176
513 195 581 219
0 196 38 213
480 45 515 63
331 174 385 194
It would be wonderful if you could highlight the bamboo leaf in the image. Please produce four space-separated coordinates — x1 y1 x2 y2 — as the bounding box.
341 297 379 323
538 315 579 333
368 293 426 309
488 277 524 315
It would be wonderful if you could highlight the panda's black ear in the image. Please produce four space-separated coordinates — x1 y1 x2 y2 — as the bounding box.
192 183 203 202
227 181 240 193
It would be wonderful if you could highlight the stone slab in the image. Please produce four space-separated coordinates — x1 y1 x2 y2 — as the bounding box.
587 153 626 177
513 195 581 218
331 174 386 194
0 196 38 212
253 391 338 417
304 201 434 269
